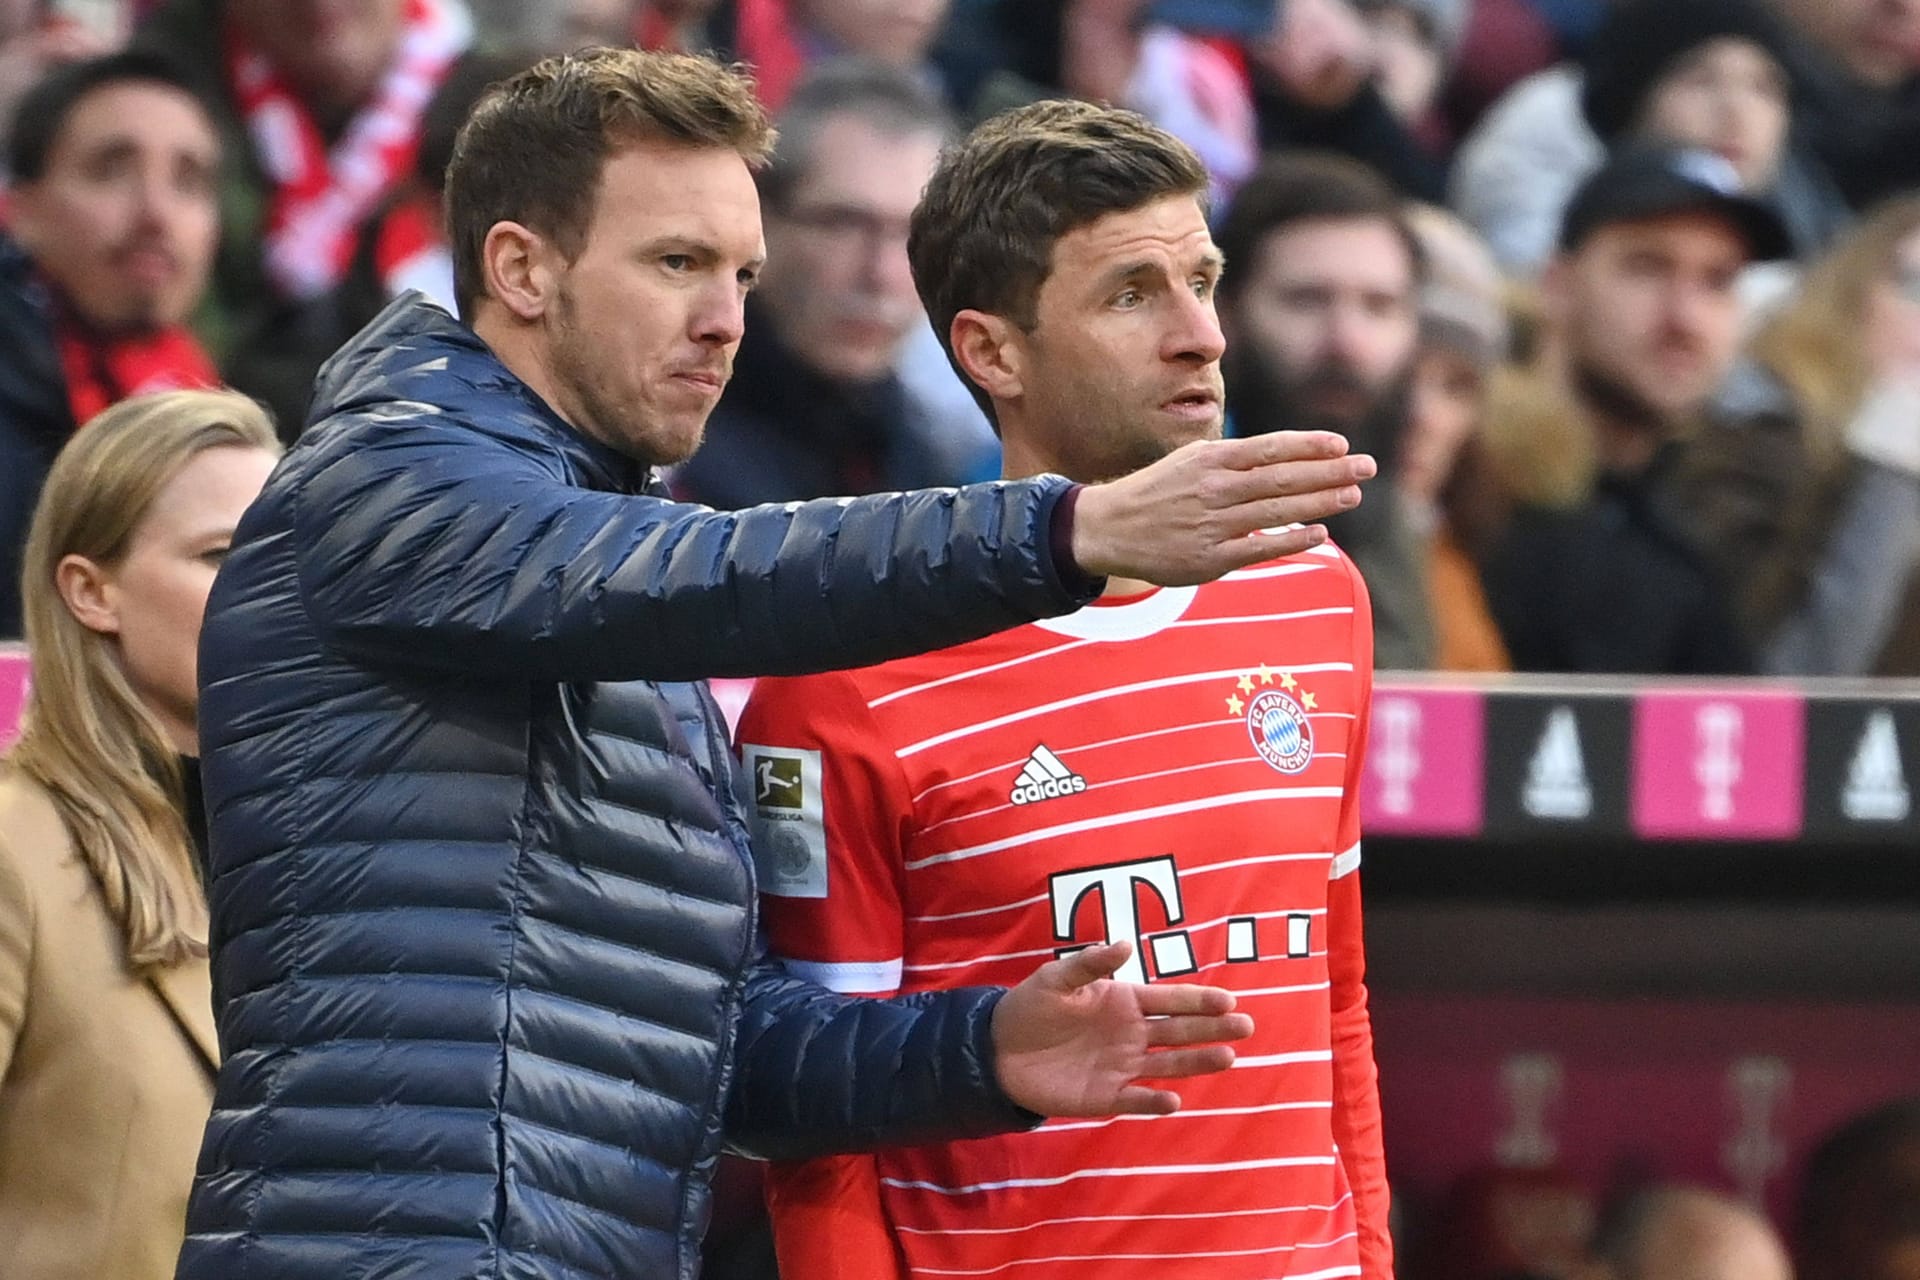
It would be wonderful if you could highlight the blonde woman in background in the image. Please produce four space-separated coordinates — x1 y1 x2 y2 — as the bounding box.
0 389 278 1280
1402 202 1514 672
1683 196 1920 675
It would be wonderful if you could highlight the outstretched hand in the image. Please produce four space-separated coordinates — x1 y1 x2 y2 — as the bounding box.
991 940 1255 1118
1070 431 1377 586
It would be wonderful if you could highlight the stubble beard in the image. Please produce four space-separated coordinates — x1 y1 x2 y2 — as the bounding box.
549 285 710 467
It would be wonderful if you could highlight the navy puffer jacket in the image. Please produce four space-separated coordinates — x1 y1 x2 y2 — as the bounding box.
180 297 1095 1280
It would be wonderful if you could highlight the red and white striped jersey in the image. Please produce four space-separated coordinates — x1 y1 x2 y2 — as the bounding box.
737 542 1390 1280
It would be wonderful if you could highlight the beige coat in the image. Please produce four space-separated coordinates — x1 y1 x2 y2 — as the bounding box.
0 769 217 1280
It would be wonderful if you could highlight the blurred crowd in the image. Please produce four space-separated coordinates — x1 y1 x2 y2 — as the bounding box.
7 0 1920 676
2 1 1920 1279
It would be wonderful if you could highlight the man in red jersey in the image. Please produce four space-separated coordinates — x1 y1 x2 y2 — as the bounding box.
738 98 1392 1280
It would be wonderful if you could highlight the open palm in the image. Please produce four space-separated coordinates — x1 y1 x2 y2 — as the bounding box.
991 940 1255 1117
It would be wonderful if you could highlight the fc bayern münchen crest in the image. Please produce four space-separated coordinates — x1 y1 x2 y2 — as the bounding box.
1247 688 1315 774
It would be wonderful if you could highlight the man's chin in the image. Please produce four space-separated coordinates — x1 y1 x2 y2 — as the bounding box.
90 300 170 338
652 418 712 469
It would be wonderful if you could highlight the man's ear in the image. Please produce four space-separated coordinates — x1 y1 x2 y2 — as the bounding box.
951 309 1027 406
481 221 560 321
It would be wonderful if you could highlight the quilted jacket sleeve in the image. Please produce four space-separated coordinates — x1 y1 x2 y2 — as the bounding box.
724 959 1036 1161
291 421 1095 683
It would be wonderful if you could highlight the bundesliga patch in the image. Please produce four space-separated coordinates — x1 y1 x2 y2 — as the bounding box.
1224 666 1317 774
739 744 827 897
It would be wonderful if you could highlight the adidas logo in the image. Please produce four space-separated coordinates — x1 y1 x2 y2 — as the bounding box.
1010 745 1087 805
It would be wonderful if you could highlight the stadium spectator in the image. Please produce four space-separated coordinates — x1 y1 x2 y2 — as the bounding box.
1685 195 1920 676
674 58 987 506
1441 0 1570 137
0 389 278 1280
1450 0 1835 277
742 94 1390 1280
1423 1164 1597 1280
1773 0 1920 212
1576 1184 1792 1280
134 0 473 432
1245 0 1449 201
1354 0 1466 151
724 0 956 111
0 0 120 172
1404 202 1511 671
1218 149 1436 669
1799 1096 1920 1280
1033 0 1262 203
319 51 532 350
0 52 222 638
1480 143 1790 674
466 0 721 54
987 0 1445 201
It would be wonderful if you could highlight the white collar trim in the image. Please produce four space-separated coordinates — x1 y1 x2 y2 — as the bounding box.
1033 585 1199 641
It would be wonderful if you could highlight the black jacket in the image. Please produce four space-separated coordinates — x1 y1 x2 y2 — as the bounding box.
0 237 74 637
1483 447 1754 675
180 296 1098 1280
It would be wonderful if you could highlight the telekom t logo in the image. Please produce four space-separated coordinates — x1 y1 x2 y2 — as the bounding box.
1694 702 1743 821
1050 856 1193 983
1049 855 1305 980
1050 856 1187 983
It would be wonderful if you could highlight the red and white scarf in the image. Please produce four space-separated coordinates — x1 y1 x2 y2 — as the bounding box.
56 319 221 429
227 0 471 301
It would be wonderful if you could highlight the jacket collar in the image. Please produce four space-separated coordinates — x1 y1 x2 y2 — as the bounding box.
309 292 653 495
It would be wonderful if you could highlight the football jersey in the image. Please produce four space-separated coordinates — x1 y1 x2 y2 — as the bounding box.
738 543 1389 1280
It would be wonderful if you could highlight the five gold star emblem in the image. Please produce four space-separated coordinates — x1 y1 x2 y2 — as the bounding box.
1226 693 1245 716
1302 691 1318 711
1236 673 1255 694
1257 664 1275 685
1279 671 1298 692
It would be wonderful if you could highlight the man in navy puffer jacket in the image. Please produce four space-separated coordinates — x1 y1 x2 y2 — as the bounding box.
180 48 1377 1280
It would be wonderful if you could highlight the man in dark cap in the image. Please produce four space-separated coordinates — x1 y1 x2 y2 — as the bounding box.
1482 142 1792 673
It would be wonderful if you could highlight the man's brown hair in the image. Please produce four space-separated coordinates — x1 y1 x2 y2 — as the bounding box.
445 46 775 319
907 99 1209 421
1214 151 1426 306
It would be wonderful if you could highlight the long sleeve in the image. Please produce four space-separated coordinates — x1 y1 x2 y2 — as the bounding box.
722 965 1027 1161
764 1155 901 1280
724 671 1036 1163
289 417 1095 683
1330 551 1392 1278
1762 461 1920 675
1760 383 1920 676
1328 869 1390 1278
736 669 915 1276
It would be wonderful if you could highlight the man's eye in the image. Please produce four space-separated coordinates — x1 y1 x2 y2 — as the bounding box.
662 255 693 272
